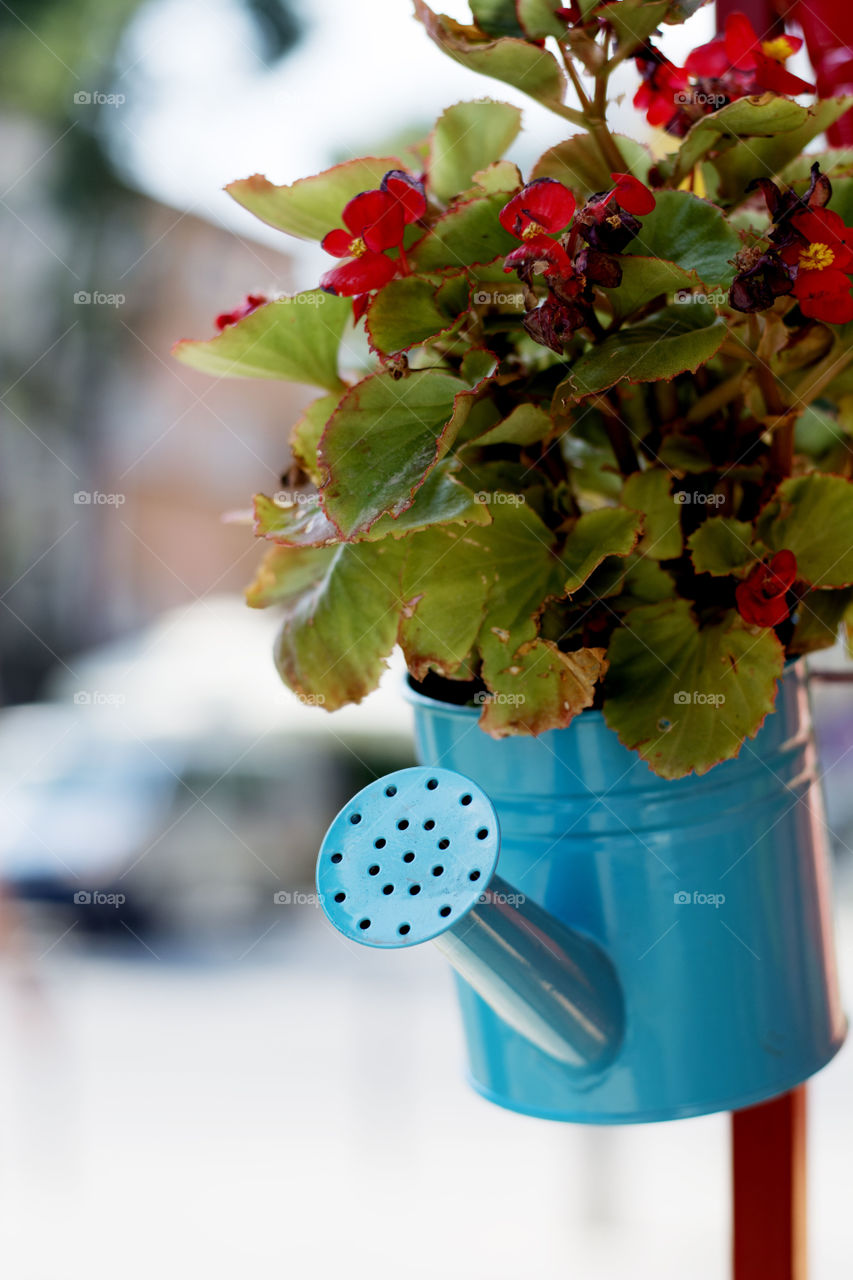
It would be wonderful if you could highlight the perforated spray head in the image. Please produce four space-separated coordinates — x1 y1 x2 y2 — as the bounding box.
317 766 624 1071
317 767 500 948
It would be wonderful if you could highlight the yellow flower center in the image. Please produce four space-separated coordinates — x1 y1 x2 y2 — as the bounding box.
799 241 835 271
521 221 545 239
349 236 367 257
761 36 795 63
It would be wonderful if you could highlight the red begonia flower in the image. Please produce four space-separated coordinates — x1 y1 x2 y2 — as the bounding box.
780 207 853 322
322 188 404 258
684 36 729 79
633 60 689 128
499 178 576 240
686 13 811 94
320 187 405 297
320 252 397 297
381 170 426 224
351 293 371 323
503 235 574 278
752 51 814 96
215 293 267 331
725 13 803 70
609 172 656 215
736 551 797 627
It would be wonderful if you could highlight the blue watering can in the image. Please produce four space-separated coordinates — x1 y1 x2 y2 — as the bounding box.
317 663 846 1124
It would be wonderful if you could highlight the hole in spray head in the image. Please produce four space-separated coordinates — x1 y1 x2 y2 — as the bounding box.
409 884 421 896
334 892 346 903
374 838 386 849
385 784 397 797
397 819 409 831
349 814 361 825
368 865 380 876
460 794 472 806
382 884 394 895
439 906 451 918
476 828 488 840
423 819 435 831
403 852 415 864
330 853 343 864
398 924 410 936
426 778 438 790
438 838 450 850
359 919 371 930
432 866 444 877
469 870 481 882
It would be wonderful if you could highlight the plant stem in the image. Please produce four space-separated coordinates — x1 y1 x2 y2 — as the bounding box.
557 44 626 174
686 372 745 424
593 394 639 474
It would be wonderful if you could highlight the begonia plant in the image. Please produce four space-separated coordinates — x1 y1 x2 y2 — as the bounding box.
174 0 853 779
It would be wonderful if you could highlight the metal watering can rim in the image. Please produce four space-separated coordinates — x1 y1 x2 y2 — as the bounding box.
403 657 814 726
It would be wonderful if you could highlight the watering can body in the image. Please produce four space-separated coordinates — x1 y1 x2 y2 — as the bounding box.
403 661 845 1123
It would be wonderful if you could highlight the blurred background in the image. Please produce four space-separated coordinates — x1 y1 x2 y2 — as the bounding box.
0 0 850 1275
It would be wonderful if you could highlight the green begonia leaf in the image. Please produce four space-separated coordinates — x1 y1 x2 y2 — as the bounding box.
622 470 683 560
226 158 401 240
173 293 349 391
687 517 756 576
604 599 784 778
760 474 853 587
429 100 522 203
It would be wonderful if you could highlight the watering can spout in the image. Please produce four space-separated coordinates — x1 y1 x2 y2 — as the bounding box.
317 767 624 1074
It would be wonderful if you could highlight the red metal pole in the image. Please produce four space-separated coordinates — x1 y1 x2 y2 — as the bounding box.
732 1086 808 1280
